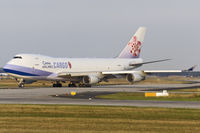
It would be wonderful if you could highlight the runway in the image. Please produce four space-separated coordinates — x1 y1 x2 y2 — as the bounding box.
0 84 200 109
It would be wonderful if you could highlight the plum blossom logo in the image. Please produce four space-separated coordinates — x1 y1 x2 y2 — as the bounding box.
68 61 72 69
128 36 141 57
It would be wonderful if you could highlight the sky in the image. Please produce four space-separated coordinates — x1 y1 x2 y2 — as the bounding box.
0 0 200 70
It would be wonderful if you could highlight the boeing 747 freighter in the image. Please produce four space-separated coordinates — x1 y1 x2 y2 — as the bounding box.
3 27 168 87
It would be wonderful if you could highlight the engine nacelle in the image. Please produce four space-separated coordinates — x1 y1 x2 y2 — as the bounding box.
83 75 101 84
126 71 145 83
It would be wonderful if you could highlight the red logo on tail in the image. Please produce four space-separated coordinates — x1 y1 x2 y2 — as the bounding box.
128 36 141 57
68 61 72 69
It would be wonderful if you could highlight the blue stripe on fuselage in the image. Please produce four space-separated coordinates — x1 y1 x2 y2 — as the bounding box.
3 64 53 77
3 69 39 76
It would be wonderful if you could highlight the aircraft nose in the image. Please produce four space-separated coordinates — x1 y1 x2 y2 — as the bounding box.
3 59 13 73
3 64 9 73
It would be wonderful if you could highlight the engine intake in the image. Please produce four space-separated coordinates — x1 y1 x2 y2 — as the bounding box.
83 75 101 84
126 71 145 83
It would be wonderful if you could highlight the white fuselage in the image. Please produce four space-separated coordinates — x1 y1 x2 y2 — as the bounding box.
3 54 143 81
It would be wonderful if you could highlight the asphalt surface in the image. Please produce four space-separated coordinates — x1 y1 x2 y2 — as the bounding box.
0 84 200 109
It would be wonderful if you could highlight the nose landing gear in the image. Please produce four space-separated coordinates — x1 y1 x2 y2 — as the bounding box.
18 78 25 88
18 83 25 88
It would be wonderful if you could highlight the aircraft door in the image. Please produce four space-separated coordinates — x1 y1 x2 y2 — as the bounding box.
32 57 40 73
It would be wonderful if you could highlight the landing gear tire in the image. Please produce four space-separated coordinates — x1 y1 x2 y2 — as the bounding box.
52 83 62 87
18 84 24 88
78 84 91 87
85 84 91 87
58 83 62 87
68 82 76 87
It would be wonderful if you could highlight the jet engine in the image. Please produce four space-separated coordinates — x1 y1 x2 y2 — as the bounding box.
83 75 101 84
126 71 146 83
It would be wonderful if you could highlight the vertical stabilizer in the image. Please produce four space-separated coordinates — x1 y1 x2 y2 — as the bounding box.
118 27 146 58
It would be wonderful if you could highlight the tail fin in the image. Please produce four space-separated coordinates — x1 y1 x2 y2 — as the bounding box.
118 27 146 58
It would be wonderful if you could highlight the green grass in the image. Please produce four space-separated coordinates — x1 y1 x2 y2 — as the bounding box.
97 92 200 101
0 104 200 133
169 88 200 92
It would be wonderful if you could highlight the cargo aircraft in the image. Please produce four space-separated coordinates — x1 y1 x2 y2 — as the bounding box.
3 27 169 87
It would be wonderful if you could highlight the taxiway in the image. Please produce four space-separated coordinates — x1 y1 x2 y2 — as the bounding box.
0 84 200 109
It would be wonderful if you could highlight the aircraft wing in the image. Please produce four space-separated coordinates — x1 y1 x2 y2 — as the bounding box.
58 70 145 78
57 70 146 84
102 70 145 75
102 70 146 79
57 59 170 78
130 59 171 67
58 71 99 78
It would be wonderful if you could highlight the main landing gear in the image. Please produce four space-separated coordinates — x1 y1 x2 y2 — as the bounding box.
78 84 91 87
67 82 91 87
68 82 77 87
52 81 62 87
52 81 92 88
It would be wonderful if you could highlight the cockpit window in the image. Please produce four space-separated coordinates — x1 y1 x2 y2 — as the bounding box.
13 56 22 59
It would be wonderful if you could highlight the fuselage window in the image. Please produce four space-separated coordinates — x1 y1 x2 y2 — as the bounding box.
13 56 22 59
